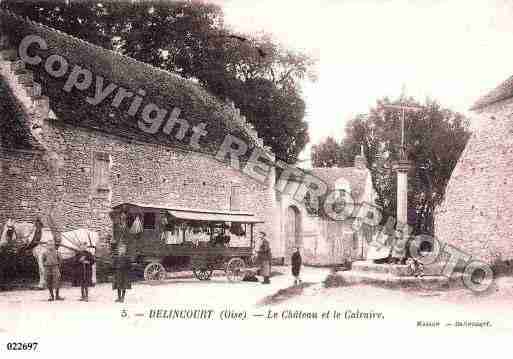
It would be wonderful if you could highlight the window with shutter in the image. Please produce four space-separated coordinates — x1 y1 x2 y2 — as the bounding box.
92 152 111 196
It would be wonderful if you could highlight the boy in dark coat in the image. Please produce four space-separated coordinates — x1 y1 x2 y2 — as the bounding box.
73 245 95 301
112 242 132 303
291 247 302 286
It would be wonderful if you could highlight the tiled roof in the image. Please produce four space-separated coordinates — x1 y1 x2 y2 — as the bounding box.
471 74 513 110
309 166 369 200
0 10 273 159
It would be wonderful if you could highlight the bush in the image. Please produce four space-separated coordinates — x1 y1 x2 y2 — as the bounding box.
0 243 38 289
490 256 513 278
323 273 348 288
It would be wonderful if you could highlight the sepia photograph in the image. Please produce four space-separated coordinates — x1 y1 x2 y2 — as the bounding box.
0 0 512 357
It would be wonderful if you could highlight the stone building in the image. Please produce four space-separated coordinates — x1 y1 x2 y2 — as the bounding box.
435 74 513 264
278 153 380 265
0 10 381 266
0 11 280 256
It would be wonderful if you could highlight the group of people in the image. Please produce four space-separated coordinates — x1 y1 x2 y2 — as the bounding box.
42 241 132 303
256 231 303 287
40 230 303 302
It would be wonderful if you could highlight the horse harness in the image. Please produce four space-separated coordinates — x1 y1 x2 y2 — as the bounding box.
5 224 17 243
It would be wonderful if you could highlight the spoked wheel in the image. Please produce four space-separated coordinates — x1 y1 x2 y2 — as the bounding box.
226 258 246 282
144 262 166 281
193 266 213 281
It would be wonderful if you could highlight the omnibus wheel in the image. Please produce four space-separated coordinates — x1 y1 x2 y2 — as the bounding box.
193 266 213 281
226 258 246 282
144 262 166 281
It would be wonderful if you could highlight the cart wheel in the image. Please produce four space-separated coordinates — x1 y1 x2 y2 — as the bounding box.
193 266 213 281
226 258 246 282
144 262 166 281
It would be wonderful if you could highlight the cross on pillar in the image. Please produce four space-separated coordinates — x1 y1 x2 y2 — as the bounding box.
379 103 423 160
380 101 424 226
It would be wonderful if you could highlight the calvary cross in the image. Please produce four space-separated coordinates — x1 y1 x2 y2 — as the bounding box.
380 102 424 161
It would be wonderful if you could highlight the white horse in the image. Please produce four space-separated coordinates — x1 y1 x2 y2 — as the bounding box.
0 219 99 289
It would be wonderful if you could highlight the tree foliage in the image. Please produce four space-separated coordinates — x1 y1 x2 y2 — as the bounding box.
311 136 343 168
311 97 471 234
3 0 314 163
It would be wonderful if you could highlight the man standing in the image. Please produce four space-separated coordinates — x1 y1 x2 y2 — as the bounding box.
42 242 64 301
291 247 302 286
73 244 95 302
257 232 272 284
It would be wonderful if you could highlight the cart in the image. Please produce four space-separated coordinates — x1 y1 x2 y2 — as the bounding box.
108 203 263 282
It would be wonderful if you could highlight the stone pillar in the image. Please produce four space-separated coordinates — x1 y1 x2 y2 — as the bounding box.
393 160 411 226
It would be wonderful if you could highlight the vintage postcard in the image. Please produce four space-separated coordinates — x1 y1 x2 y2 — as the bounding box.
0 0 512 357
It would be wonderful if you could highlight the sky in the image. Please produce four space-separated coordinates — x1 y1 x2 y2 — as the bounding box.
210 0 513 161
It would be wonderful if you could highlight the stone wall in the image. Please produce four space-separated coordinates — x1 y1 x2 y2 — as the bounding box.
0 120 279 254
301 217 353 266
0 11 279 258
0 147 58 224
435 96 513 263
277 190 364 266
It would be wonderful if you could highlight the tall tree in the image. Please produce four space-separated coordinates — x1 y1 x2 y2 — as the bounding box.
311 136 343 168
311 97 471 234
3 0 314 163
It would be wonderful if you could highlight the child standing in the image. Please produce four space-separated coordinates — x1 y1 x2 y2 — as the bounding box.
291 247 302 286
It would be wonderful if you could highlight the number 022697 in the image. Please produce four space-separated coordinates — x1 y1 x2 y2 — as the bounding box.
6 342 38 351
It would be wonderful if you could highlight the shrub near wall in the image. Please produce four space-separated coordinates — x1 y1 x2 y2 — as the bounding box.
0 243 39 289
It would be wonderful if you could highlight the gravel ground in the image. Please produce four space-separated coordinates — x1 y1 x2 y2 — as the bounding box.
271 274 513 335
0 266 329 334
1 266 512 342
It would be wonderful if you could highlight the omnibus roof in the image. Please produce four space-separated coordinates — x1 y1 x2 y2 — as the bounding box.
112 203 264 224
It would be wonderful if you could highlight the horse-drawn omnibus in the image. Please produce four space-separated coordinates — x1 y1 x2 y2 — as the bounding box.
109 203 263 282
